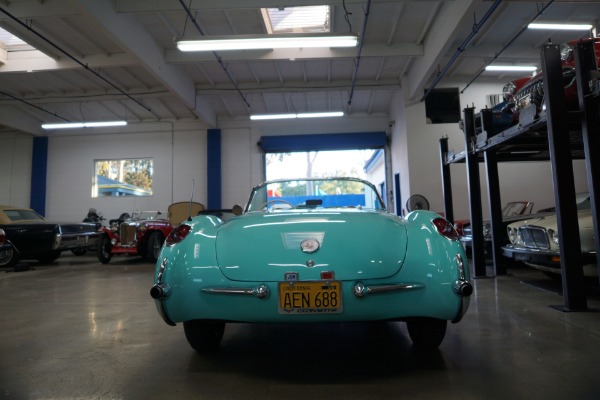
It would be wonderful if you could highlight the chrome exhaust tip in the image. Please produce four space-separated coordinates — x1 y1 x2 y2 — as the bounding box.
150 283 170 300
455 281 473 297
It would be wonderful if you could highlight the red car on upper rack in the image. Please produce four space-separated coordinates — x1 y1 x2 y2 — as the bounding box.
502 37 600 123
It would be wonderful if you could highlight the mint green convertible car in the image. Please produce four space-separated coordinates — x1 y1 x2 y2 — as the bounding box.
151 178 472 352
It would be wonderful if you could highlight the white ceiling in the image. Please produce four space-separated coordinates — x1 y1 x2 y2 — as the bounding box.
0 0 598 136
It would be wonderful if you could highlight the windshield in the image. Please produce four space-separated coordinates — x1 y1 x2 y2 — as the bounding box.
246 178 385 212
131 211 163 220
502 201 532 217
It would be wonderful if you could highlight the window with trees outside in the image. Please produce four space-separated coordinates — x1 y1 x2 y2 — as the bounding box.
92 159 154 197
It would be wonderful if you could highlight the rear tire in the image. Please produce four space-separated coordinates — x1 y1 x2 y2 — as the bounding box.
0 245 18 267
406 317 447 350
97 235 112 264
183 320 225 353
146 231 164 263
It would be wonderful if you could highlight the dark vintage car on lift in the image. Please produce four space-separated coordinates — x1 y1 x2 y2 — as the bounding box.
502 37 600 124
96 202 204 264
0 205 99 267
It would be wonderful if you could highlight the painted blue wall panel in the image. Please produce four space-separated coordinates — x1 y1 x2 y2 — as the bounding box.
207 129 221 209
30 137 48 216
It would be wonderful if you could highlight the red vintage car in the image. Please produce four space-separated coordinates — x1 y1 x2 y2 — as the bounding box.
503 37 600 122
96 202 204 264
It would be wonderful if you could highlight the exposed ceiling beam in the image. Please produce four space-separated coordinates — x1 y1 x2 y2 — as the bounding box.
70 0 217 127
0 105 45 135
115 0 455 13
404 0 481 100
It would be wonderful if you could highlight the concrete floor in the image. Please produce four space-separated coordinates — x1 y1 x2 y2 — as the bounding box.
1 254 599 400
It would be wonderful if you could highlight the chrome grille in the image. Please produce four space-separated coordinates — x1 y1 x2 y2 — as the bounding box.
518 226 549 249
120 224 137 246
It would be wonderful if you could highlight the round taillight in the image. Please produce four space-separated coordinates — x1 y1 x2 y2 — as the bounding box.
166 224 192 246
432 217 459 241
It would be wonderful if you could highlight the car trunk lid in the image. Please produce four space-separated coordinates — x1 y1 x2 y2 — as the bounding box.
215 210 407 282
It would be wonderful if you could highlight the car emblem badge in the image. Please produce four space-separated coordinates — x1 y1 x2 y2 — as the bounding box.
300 238 320 253
306 260 315 268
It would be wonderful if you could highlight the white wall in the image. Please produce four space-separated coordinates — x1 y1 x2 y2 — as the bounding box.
44 122 206 222
0 132 32 207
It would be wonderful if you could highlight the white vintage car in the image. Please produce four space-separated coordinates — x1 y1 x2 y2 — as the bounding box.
502 193 597 278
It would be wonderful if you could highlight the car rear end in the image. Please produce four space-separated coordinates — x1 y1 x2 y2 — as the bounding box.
152 209 470 325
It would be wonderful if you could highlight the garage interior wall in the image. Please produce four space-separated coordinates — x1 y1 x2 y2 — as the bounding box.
0 132 32 207
43 122 207 221
0 82 589 221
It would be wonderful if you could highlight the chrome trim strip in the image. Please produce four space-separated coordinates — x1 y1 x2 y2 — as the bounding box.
452 253 472 323
202 284 270 299
153 258 176 326
353 282 424 298
156 258 167 284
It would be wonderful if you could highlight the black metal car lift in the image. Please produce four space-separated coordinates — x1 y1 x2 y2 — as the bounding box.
440 43 599 310
574 40 600 284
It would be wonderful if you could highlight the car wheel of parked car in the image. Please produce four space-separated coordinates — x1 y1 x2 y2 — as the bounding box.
97 235 112 264
406 317 447 350
146 231 164 263
0 246 18 267
183 320 226 353
36 250 62 264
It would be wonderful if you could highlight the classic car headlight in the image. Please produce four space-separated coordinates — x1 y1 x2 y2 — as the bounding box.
507 227 517 244
560 42 574 62
138 223 148 232
515 229 524 245
548 229 560 246
502 81 517 101
482 223 491 239
110 222 119 232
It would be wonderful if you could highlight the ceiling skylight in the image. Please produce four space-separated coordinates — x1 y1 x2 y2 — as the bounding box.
262 5 330 34
0 26 34 51
0 26 53 69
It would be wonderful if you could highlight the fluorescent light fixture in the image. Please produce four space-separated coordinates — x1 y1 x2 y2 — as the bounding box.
42 121 127 130
250 113 297 120
177 34 358 52
297 111 344 118
528 23 593 31
250 111 344 120
485 65 537 72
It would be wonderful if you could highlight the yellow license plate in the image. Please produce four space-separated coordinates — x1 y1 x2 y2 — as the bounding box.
278 281 342 314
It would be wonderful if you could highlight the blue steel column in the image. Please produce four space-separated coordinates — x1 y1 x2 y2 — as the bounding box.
207 129 221 209
574 41 600 284
542 44 587 311
30 137 48 216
